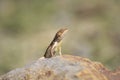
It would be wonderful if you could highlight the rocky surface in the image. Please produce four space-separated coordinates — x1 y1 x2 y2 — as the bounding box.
0 55 120 80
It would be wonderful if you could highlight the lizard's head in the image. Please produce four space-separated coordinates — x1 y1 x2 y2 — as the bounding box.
56 28 68 39
54 28 68 42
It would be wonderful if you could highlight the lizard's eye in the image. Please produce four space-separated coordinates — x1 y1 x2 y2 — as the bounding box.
57 32 62 37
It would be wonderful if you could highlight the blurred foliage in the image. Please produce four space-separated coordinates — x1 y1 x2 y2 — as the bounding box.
0 0 120 74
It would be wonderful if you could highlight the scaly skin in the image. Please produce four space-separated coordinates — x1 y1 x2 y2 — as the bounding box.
44 28 68 58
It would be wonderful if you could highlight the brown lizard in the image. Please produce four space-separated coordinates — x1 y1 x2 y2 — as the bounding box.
44 28 68 58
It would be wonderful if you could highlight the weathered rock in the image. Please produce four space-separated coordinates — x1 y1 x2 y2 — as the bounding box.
0 55 119 80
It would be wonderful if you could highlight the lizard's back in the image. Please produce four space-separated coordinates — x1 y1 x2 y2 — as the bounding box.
44 45 56 58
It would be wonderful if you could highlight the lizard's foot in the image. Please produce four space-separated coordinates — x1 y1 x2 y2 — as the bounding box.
59 52 62 56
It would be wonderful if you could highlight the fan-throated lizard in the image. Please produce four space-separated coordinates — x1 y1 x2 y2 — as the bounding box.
44 28 68 58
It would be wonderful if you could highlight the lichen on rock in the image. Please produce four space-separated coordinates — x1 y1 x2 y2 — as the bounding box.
0 55 119 80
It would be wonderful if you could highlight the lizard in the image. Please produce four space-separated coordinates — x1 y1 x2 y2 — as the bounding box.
44 28 68 58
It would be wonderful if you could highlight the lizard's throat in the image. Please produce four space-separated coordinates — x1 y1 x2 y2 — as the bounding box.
51 42 58 49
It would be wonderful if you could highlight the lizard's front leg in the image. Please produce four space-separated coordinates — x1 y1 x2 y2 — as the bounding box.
58 46 62 56
57 41 62 56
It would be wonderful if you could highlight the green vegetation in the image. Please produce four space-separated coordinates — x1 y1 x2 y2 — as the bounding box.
0 0 120 74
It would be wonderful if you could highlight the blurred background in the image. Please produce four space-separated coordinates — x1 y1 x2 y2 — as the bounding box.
0 0 120 75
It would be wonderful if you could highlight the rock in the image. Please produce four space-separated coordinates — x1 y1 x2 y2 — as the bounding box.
0 55 119 80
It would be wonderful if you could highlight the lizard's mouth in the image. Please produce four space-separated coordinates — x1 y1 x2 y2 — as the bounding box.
61 29 68 38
